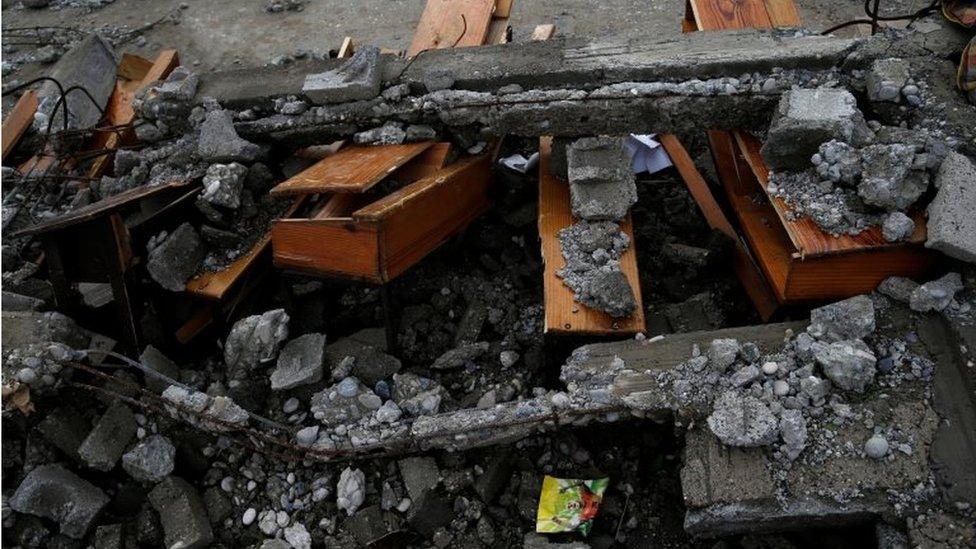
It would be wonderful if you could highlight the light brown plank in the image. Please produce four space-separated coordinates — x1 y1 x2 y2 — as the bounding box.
272 218 382 283
2 90 38 162
117 53 154 81
185 198 304 301
369 155 493 281
539 138 645 336
407 0 496 57
762 0 801 26
270 142 434 196
688 0 773 30
493 0 512 18
733 132 927 258
485 19 511 45
660 133 778 320
531 24 556 41
338 37 355 58
392 142 453 182
312 193 369 220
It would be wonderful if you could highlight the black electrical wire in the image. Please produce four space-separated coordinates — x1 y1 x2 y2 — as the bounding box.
820 0 942 35
43 84 109 136
2 76 70 132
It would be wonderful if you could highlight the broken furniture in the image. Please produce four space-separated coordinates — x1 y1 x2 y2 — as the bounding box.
1 90 38 162
13 181 199 352
408 0 499 56
538 137 646 336
684 0 938 305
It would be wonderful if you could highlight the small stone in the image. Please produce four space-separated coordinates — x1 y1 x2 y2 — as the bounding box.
200 162 247 209
336 467 366 515
808 295 875 342
707 338 740 371
270 333 326 390
864 434 889 459
773 380 791 396
283 397 300 414
909 272 963 313
882 212 915 243
121 434 176 483
243 508 257 526
730 365 761 387
707 391 779 447
295 426 319 446
761 362 779 375
284 523 311 549
814 339 877 393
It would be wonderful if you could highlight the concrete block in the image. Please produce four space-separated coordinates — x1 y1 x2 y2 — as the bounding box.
35 34 117 133
567 137 636 221
147 476 214 549
270 332 326 390
926 152 976 263
146 223 207 292
398 456 440 502
78 401 137 471
760 88 873 170
866 58 909 103
680 424 774 509
197 109 262 163
138 345 180 394
9 464 110 539
303 45 383 104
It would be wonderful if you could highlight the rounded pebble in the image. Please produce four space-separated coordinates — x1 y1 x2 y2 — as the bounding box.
865 434 889 459
773 380 790 396
283 397 300 414
762 362 778 375
242 508 257 526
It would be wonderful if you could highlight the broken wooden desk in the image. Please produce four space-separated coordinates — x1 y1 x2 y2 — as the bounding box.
683 0 938 305
13 181 199 352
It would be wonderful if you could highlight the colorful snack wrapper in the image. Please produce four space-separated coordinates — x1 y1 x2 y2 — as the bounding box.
535 475 609 536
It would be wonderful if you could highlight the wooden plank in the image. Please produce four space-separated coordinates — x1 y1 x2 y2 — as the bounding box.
531 24 556 41
407 0 496 57
688 0 772 31
338 37 355 58
312 193 369 220
185 198 304 301
762 0 801 26
369 155 493 281
117 53 154 81
733 132 927 258
270 142 434 196
272 218 382 282
493 0 512 18
392 142 452 182
485 19 511 45
1 90 38 162
659 133 778 319
538 138 645 335
785 246 937 302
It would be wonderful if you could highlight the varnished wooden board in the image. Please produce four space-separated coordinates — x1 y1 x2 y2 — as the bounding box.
539 138 645 336
186 197 304 301
660 133 778 320
733 132 927 258
2 90 38 162
273 218 383 282
407 0 496 57
687 0 799 31
270 142 434 196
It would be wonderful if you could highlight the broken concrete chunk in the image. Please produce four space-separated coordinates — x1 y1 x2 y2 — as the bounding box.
34 35 117 133
398 456 441 502
707 391 779 447
813 339 876 393
146 223 207 292
197 109 262 163
807 294 875 342
778 409 808 460
556 220 636 317
760 88 873 170
353 122 406 145
122 434 176 483
78 401 137 471
310 376 382 425
224 309 290 376
882 211 915 242
336 467 366 516
584 269 638 318
431 341 489 370
925 152 976 263
139 345 180 393
147 476 214 549
270 333 326 390
201 162 247 209
9 464 110 539
909 272 963 313
707 338 740 371
567 136 637 221
37 407 89 462
877 276 919 303
866 58 910 103
303 45 383 104
857 143 928 211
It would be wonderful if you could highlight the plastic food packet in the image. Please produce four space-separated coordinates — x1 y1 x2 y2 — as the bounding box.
535 475 609 536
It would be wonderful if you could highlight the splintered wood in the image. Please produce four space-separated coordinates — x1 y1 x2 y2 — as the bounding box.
2 90 38 161
270 142 435 196
407 0 497 56
538 138 645 336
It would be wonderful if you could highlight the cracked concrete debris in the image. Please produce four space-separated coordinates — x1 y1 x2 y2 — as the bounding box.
146 222 207 292
556 220 637 317
201 162 248 209
926 152 976 263
197 108 263 163
761 88 874 170
707 391 779 447
224 308 290 376
303 45 383 105
9 464 110 539
122 434 176 483
567 136 637 221
270 332 326 390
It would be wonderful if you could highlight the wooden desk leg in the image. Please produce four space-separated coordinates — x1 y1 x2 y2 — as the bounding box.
43 237 75 311
105 214 142 352
380 283 398 354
